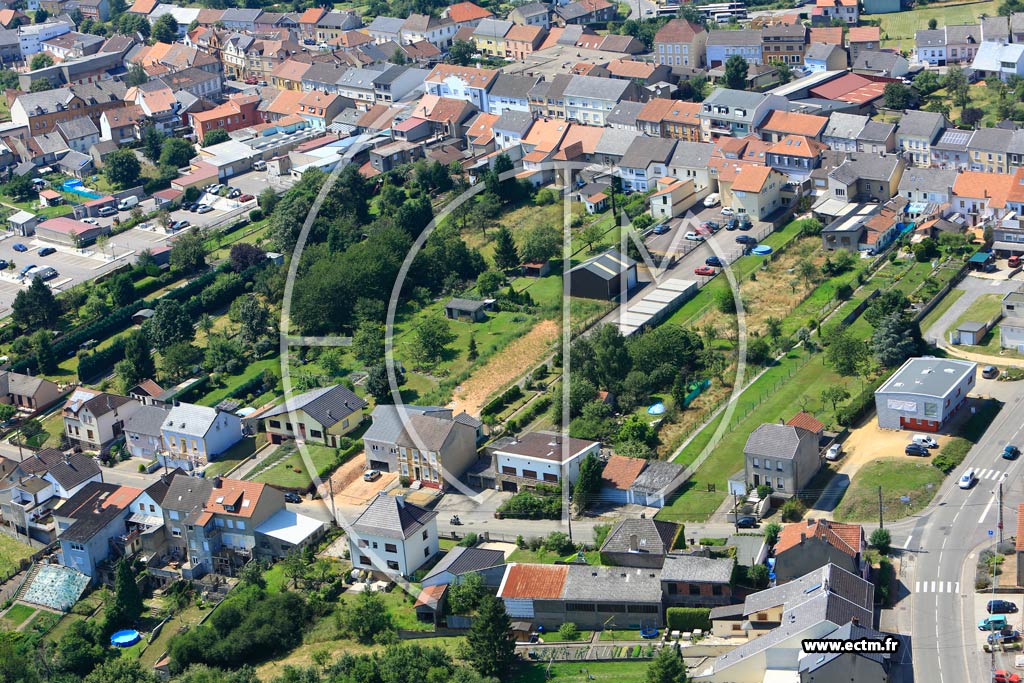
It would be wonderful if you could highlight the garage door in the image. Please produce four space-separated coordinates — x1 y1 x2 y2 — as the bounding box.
369 461 390 472
502 480 518 493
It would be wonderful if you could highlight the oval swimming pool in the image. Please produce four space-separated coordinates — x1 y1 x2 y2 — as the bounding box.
110 629 141 647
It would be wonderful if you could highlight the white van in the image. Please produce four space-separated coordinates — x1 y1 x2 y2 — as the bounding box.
912 434 938 449
703 193 720 208
117 195 139 211
252 160 267 171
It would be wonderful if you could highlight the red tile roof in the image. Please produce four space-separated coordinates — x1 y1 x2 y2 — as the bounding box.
499 564 568 599
654 18 705 44
847 26 881 43
446 1 493 24
786 411 824 433
414 583 447 608
731 164 774 193
809 27 843 45
776 519 863 557
601 454 646 490
759 110 828 138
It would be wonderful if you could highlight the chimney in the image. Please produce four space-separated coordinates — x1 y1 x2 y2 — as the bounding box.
799 533 806 544
629 534 639 552
213 476 222 488
851 615 859 626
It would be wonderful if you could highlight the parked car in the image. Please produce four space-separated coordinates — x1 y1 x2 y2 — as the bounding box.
994 670 1022 683
736 516 758 529
912 434 938 448
196 204 214 214
988 629 1021 645
825 443 842 461
735 235 757 245
35 266 57 281
652 223 670 235
18 263 35 276
706 256 724 268
170 220 190 230
239 194 255 202
253 160 267 171
981 615 1010 631
1010 255 1021 269
959 468 978 489
983 365 999 379
283 492 303 504
37 247 55 257
738 219 753 231
989 600 1019 614
208 184 224 195
1003 444 1020 460
727 218 740 231
684 231 704 241
82 217 98 225
721 207 734 216
905 443 930 457
0 259 7 270
97 206 117 217
694 266 716 276
703 193 720 207
12 243 27 252
363 469 382 482
227 188 241 199
701 220 720 232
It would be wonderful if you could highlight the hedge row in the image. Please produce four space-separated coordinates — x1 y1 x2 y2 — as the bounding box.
506 395 552 433
481 384 524 418
836 376 886 427
932 437 971 474
666 608 711 632
78 337 128 381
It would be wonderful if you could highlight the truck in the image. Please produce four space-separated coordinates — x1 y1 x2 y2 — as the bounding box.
117 195 139 211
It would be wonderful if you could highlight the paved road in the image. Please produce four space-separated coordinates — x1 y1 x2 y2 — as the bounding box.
627 0 658 19
894 391 1024 683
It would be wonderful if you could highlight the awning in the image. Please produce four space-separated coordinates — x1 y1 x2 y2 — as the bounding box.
993 241 1024 253
128 514 163 526
969 251 993 263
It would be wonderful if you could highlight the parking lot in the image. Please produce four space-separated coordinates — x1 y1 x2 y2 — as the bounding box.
976 592 1024 672
645 203 774 277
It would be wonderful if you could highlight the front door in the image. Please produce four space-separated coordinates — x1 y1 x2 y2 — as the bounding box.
753 474 760 486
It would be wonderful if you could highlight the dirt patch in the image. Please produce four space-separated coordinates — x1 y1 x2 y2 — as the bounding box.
739 238 828 334
835 420 952 481
448 319 559 417
320 456 398 506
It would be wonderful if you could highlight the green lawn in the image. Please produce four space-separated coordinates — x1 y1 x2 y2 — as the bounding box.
251 442 348 489
511 660 649 683
598 628 652 641
336 588 431 632
203 436 261 478
0 533 35 579
197 356 281 408
877 0 997 50
507 548 601 564
920 287 966 334
951 293 1004 332
657 346 859 522
1 603 37 630
834 460 944 522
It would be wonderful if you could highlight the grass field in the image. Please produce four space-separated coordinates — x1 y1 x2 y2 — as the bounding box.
0 533 35 579
511 660 649 683
1 603 37 630
959 324 1024 359
951 293 1004 332
834 460 944 522
202 436 262 479
878 0 998 50
920 287 966 334
252 443 340 489
507 548 602 564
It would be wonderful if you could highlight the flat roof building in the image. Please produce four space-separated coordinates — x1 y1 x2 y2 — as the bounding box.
875 357 977 431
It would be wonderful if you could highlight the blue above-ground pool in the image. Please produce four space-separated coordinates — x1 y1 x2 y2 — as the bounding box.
640 628 659 639
647 402 666 415
110 629 141 647
751 245 773 255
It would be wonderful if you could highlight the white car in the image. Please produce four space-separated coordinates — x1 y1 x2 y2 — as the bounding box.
703 193 720 208
721 207 735 216
684 231 705 241
825 443 842 461
959 468 977 489
81 217 98 225
912 434 938 449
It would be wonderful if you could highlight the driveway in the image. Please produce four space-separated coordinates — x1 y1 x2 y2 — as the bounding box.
923 273 1022 347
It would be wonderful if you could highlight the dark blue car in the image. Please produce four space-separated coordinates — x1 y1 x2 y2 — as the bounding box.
706 256 724 267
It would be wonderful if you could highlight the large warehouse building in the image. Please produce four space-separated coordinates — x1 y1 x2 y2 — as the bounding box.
874 357 977 431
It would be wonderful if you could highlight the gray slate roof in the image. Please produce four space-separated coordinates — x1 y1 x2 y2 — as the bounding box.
473 18 512 39
743 423 814 459
853 50 904 73
489 73 539 100
704 87 766 112
619 135 675 169
562 564 664 602
595 127 640 156
898 167 957 193
706 29 762 46
367 16 404 34
799 621 892 671
162 403 225 438
967 126 1015 153
422 546 505 581
669 140 714 168
259 384 367 428
124 404 170 439
661 553 734 583
494 109 534 136
363 404 451 445
630 459 685 494
163 473 214 518
915 28 944 48
606 100 644 127
897 110 945 140
824 112 868 140
35 450 101 490
983 15 1010 41
830 153 901 184
55 482 127 543
562 74 631 101
395 414 459 451
600 517 679 556
805 42 843 62
351 492 438 539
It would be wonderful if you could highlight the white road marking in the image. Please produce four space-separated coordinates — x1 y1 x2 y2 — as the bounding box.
915 581 920 592
904 535 913 549
979 494 996 523
931 581 936 592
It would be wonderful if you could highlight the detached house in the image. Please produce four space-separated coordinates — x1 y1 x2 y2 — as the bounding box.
773 518 866 582
492 431 599 492
159 403 243 471
814 0 858 25
63 388 142 452
401 13 456 49
0 371 62 412
349 492 439 577
743 423 820 497
259 384 367 446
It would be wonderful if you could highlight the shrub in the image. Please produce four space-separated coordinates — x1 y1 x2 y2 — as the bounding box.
748 564 770 588
756 484 773 500
875 559 894 606
780 498 805 522
932 437 971 474
542 531 575 555
249 209 264 222
666 608 712 632
869 528 891 555
558 622 579 640
458 532 479 547
763 522 782 546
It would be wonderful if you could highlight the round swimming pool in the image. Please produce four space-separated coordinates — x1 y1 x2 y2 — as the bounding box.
110 629 141 647
751 245 773 255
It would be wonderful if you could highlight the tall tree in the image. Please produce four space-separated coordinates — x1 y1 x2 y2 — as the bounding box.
105 559 144 632
492 226 520 271
120 330 156 385
31 329 56 373
413 316 455 365
883 82 911 110
145 299 195 351
12 275 60 328
30 53 53 70
126 63 148 86
871 312 921 368
464 595 515 679
237 296 269 346
517 224 562 263
572 452 604 513
159 138 196 169
447 39 475 66
108 272 136 307
352 320 385 366
202 128 230 147
724 54 748 90
170 230 207 274
142 125 165 162
825 327 868 376
104 148 142 189
151 13 179 43
646 644 689 683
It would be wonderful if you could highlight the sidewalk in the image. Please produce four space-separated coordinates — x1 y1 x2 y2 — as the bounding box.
229 442 279 480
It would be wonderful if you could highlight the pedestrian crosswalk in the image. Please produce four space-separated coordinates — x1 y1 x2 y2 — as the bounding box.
976 469 1007 481
914 581 960 594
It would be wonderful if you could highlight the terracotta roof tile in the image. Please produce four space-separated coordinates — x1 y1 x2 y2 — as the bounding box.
446 1 493 24
426 64 498 89
809 27 843 45
654 18 705 44
769 134 826 158
499 563 568 599
731 164 774 193
848 26 881 43
523 117 570 153
953 171 1014 209
601 454 646 490
266 88 306 116
776 519 863 557
786 411 824 433
759 110 828 138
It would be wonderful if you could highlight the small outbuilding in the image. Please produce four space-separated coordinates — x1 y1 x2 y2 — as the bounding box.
444 298 489 322
8 210 38 236
133 309 156 325
954 320 988 346
567 248 638 300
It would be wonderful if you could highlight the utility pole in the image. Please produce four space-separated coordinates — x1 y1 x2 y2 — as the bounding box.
878 486 883 530
328 476 337 524
733 489 739 533
999 481 1004 545
567 489 574 544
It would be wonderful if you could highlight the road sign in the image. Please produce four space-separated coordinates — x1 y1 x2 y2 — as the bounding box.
989 530 995 537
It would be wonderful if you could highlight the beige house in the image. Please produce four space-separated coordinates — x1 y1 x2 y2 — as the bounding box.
0 371 62 412
259 385 368 446
649 177 698 221
713 162 786 221
62 388 142 451
653 18 707 68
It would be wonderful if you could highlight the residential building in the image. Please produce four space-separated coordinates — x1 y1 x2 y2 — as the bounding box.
653 18 707 68
159 403 243 471
365 15 404 44
1001 289 1024 351
822 112 867 152
561 74 639 126
17 20 72 57
895 109 946 166
852 49 909 77
650 177 698 220
55 116 100 154
951 169 1016 225
706 29 762 69
504 24 546 61
363 405 478 488
41 31 104 60
401 13 456 49
598 517 680 568
767 135 826 180
258 385 367 446
773 519 866 582
444 2 494 29
0 371 62 412
846 26 881 64
348 492 438 577
661 554 735 607
757 110 828 142
421 545 506 588
492 431 599 492
472 18 512 57
815 0 858 25
668 140 715 192
930 127 974 169
761 23 808 66
425 63 497 111
804 42 847 72
874 357 976 431
498 563 664 629
976 40 1024 81
699 89 789 141
968 126 1014 173
123 404 170 460
509 2 550 29
856 120 896 154
554 0 616 26
618 135 676 192
10 81 126 136
55 482 140 579
188 94 259 139
99 105 144 144
897 166 957 206
62 388 142 452
296 90 347 129
486 73 538 115
743 423 820 496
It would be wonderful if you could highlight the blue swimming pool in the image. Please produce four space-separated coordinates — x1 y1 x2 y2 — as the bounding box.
110 629 141 647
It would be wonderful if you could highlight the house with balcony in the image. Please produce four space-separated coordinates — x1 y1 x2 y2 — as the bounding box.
55 482 141 580
972 41 1024 81
401 13 456 49
699 89 789 141
618 135 676 192
492 431 599 492
561 75 638 127
930 128 974 169
62 388 142 453
951 169 1015 226
258 384 367 447
123 404 170 460
349 492 438 578
766 135 826 181
1 448 103 542
814 0 858 24
159 403 242 472
762 23 808 66
896 109 946 167
425 63 497 112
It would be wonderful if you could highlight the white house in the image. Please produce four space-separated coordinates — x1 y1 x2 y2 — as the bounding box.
492 431 599 492
348 493 439 578
18 21 72 58
159 403 243 471
424 63 497 112
62 388 142 452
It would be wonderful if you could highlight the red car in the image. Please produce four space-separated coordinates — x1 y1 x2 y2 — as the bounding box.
995 671 1021 683
694 266 716 277
239 194 255 202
